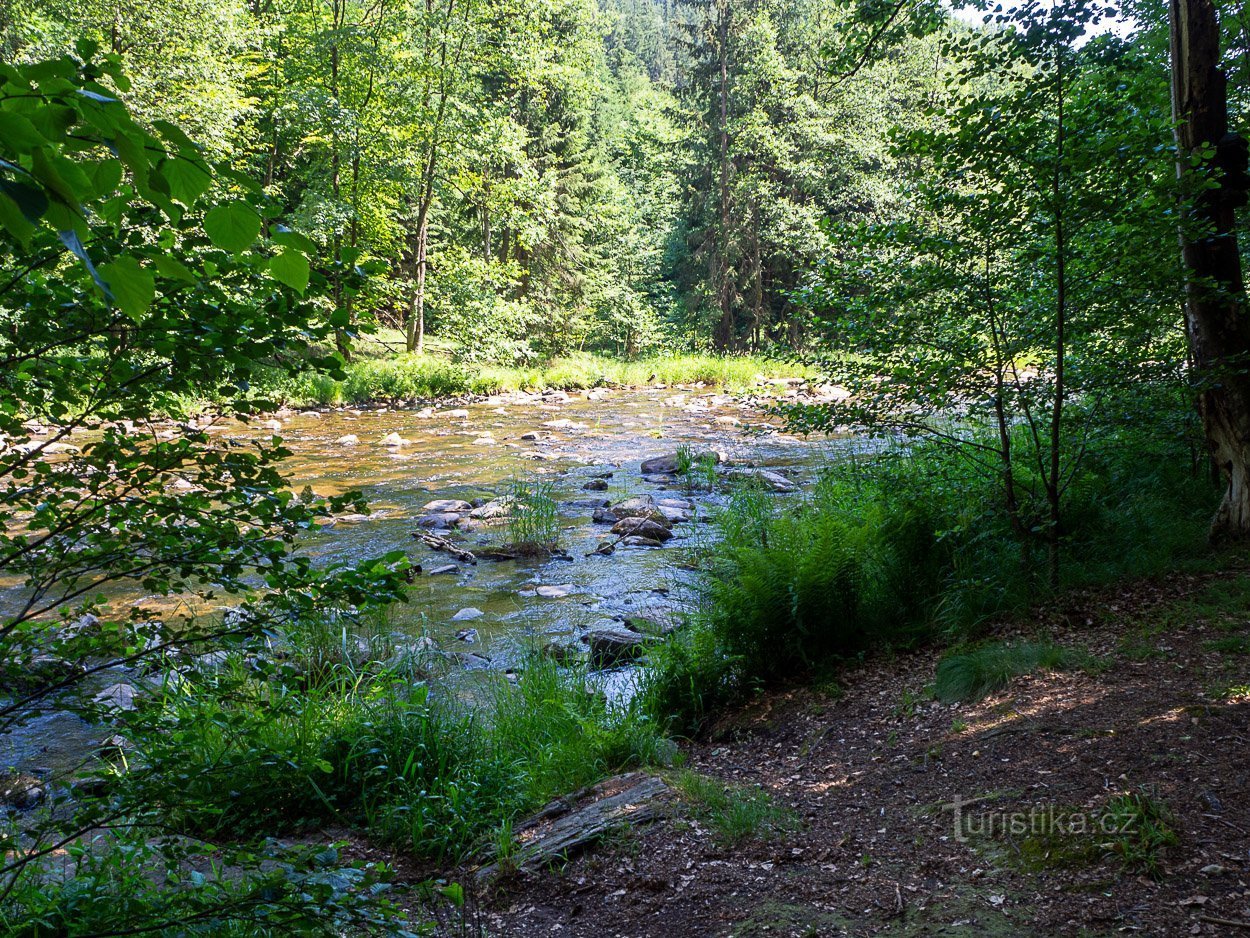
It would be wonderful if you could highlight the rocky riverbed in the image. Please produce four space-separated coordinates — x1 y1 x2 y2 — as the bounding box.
1 382 870 782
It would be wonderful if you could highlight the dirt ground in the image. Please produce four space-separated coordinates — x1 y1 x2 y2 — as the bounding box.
342 563 1250 936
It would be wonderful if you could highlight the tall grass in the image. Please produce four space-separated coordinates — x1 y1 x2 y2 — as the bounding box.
263 352 813 407
122 631 667 865
504 478 561 555
643 420 1219 732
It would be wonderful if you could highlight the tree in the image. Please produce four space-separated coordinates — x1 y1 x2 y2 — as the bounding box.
1170 0 1250 541
0 49 409 926
794 1 1182 585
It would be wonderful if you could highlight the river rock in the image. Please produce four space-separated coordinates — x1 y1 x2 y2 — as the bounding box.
520 431 545 441
583 625 648 667
640 450 721 475
94 682 138 711
455 628 479 643
582 479 608 491
380 432 410 447
656 505 690 523
423 498 472 513
444 409 470 419
592 507 618 524
568 498 610 510
536 584 574 598
469 498 512 519
427 563 459 576
1 772 45 810
730 468 797 493
417 512 461 530
611 494 660 519
611 517 672 541
335 434 359 446
621 535 665 548
452 607 484 621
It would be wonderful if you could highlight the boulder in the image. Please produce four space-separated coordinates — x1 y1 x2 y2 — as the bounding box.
611 517 672 541
427 563 459 576
0 772 45 810
592 507 618 524
422 498 472 513
452 607 484 621
380 432 410 447
621 535 665 548
335 434 359 446
469 499 512 520
416 512 461 530
455 628 479 643
730 468 797 493
582 479 608 491
640 450 721 475
536 584 574 598
655 505 690 523
583 625 648 667
612 494 660 519
93 682 138 711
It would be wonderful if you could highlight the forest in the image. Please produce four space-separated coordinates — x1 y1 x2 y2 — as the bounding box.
3 0 1250 933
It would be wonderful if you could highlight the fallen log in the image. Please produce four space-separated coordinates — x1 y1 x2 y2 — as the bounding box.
413 531 477 564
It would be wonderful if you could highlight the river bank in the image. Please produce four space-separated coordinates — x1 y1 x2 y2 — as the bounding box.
374 561 1250 937
259 349 819 410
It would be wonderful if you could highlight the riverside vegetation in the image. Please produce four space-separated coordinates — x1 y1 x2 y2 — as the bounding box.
4 0 1250 934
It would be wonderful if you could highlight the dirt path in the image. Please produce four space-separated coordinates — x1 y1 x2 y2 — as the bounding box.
468 565 1250 937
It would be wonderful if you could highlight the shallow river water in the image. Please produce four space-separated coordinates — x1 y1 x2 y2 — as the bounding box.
3 384 870 775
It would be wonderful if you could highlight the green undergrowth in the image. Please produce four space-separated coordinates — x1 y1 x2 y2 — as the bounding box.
261 351 812 407
932 640 1096 703
671 770 799 846
642 417 1220 733
117 628 671 866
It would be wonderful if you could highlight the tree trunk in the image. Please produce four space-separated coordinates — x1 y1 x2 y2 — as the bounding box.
712 0 734 352
405 215 429 354
1171 0 1250 541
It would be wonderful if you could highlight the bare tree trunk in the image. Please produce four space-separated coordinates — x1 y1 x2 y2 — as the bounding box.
405 214 429 354
1171 0 1250 542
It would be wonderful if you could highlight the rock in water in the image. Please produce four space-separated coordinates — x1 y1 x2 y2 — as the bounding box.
583 625 649 667
0 773 45 810
416 512 461 530
610 517 673 541
640 450 721 475
422 498 472 513
452 607 484 621
582 479 608 491
729 468 797 493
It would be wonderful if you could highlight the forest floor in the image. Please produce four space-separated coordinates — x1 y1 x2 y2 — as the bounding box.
360 560 1250 936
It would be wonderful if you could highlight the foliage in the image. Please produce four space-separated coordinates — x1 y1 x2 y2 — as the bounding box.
932 640 1091 703
0 52 411 933
793 2 1183 584
645 412 1217 732
671 770 798 845
121 641 666 864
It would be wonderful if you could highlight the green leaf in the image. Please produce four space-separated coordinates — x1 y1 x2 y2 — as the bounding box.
0 111 44 150
204 201 260 252
160 156 212 207
268 247 310 293
0 191 34 244
153 255 198 284
99 255 155 320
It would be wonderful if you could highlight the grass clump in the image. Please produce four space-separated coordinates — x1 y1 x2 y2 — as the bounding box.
671 770 798 846
503 477 561 555
1100 789 1177 879
932 640 1091 703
